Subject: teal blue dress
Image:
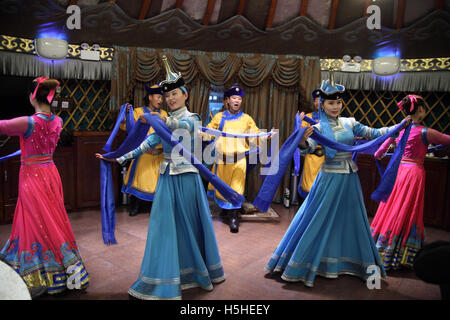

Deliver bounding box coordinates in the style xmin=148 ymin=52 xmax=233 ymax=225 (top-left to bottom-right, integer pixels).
xmin=117 ymin=107 xmax=225 ymax=299
xmin=266 ymin=117 xmax=390 ymax=287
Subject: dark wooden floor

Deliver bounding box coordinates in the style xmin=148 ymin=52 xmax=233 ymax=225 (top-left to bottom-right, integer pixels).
xmin=1 ymin=203 xmax=449 ymax=300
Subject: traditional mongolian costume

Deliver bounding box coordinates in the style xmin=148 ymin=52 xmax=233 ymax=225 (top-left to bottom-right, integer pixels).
xmin=298 ymin=89 xmax=325 ymax=197
xmin=113 ymin=57 xmax=226 ymax=300
xmin=0 ymin=77 xmax=89 ymax=295
xmin=203 ymin=84 xmax=260 ymax=233
xmin=120 ymin=85 xmax=167 ymax=215
xmin=263 ymin=79 xmax=400 ymax=286
xmin=371 ymin=95 xmax=450 ymax=270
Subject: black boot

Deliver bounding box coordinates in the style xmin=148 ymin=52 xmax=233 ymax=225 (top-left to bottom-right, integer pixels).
xmin=129 ymin=196 xmax=139 ymax=217
xmin=219 ymin=209 xmax=228 ymax=218
xmin=229 ymin=210 xmax=239 ymax=233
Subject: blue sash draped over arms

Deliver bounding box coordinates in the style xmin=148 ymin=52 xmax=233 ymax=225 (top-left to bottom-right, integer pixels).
xmin=253 ymin=114 xmax=307 ymax=212
xmin=199 ymin=126 xmax=274 ymax=174
xmin=375 ymin=143 xmax=446 ymax=177
xmin=292 ymin=114 xmax=319 ymax=176
xmin=142 ymin=114 xmax=245 ymax=207
xmin=98 ymin=112 xmax=246 ymax=244
xmin=292 ymin=115 xmax=302 ymax=176
xmin=370 ymin=123 xmax=412 ymax=202
xmin=199 ymin=127 xmax=272 ymax=139
xmin=103 ymin=104 xmax=133 ymax=152
xmin=253 ymin=113 xmax=410 ymax=212
xmin=99 ymin=105 xmax=149 ymax=245
xmin=0 ymin=149 xmax=21 ymax=162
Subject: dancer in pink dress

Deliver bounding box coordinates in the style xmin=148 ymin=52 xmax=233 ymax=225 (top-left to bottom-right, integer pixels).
xmin=0 ymin=77 xmax=89 ymax=297
xmin=371 ymin=95 xmax=450 ymax=270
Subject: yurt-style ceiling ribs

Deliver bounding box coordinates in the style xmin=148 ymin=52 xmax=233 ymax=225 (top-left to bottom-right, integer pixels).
xmin=0 ymin=0 xmax=449 ymax=58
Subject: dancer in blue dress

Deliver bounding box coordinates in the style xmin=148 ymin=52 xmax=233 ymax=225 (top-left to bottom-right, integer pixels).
xmin=265 ymin=78 xmax=408 ymax=287
xmin=97 ymin=57 xmax=225 ymax=299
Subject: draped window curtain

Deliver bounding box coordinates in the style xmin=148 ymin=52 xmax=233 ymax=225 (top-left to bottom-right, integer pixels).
xmin=111 ymin=46 xmax=321 ymax=204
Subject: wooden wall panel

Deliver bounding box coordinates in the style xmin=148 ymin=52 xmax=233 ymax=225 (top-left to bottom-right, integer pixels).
xmin=74 ymin=132 xmax=120 ymax=209
xmin=423 ymin=159 xmax=448 ymax=227
xmin=1 ymin=157 xmax=20 ymax=224
xmin=54 ymin=147 xmax=76 ymax=212
xmin=356 ymin=154 xmax=450 ymax=230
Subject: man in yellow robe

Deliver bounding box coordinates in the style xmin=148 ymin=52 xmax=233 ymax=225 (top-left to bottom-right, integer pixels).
xmin=299 ymin=89 xmax=325 ymax=197
xmin=203 ymin=84 xmax=261 ymax=233
xmin=120 ymin=84 xmax=168 ymax=216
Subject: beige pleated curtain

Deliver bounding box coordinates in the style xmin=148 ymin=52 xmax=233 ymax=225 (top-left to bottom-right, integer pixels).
xmin=111 ymin=46 xmax=321 ymax=204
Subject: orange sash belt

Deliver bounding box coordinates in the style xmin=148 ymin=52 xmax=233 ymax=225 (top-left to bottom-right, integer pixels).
xmin=21 ymin=154 xmax=53 ymax=165
xmin=401 ymin=157 xmax=424 ymax=166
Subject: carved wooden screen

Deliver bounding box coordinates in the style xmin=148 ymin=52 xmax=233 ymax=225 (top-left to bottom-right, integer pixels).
xmin=341 ymin=90 xmax=449 ymax=134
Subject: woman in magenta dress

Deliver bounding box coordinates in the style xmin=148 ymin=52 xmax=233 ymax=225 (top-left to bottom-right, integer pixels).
xmin=371 ymin=95 xmax=450 ymax=270
xmin=0 ymin=77 xmax=89 ymax=297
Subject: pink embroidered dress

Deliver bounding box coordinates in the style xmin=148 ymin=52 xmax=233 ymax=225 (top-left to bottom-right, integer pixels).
xmin=0 ymin=112 xmax=89 ymax=294
xmin=371 ymin=123 xmax=450 ymax=270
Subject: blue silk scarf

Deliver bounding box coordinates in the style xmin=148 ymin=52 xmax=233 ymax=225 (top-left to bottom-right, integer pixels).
xmin=140 ymin=113 xmax=245 ymax=206
xmin=253 ymin=114 xmax=308 ymax=212
xmin=199 ymin=126 xmax=274 ymax=175
xmin=99 ymin=112 xmax=246 ymax=245
xmin=253 ymin=113 xmax=411 ymax=212
xmin=0 ymin=149 xmax=21 ymax=162
xmin=99 ymin=104 xmax=148 ymax=245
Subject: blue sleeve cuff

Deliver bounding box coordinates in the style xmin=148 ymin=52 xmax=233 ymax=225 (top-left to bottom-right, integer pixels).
xmin=24 ymin=117 xmax=34 ymax=138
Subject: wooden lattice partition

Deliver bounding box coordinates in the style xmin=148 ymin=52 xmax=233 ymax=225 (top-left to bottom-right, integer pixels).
xmin=341 ymin=90 xmax=450 ymax=134
xmin=53 ymin=79 xmax=113 ymax=135
xmin=51 ymin=81 xmax=449 ymax=136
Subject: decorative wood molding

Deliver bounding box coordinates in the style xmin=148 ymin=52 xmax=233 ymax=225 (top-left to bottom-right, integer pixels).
xmin=0 ymin=35 xmax=114 ymax=61
xmin=320 ymin=57 xmax=450 ymax=72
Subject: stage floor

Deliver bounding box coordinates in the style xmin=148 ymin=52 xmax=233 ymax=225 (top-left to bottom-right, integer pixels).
xmin=1 ymin=203 xmax=448 ymax=300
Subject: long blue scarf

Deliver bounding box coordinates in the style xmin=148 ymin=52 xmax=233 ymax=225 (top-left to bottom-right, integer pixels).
xmin=0 ymin=149 xmax=21 ymax=162
xmin=292 ymin=114 xmax=303 ymax=176
xmin=253 ymin=115 xmax=307 ymax=212
xmin=99 ymin=104 xmax=147 ymax=245
xmin=199 ymin=127 xmax=273 ymax=139
xmin=140 ymin=113 xmax=245 ymax=206
xmin=253 ymin=113 xmax=411 ymax=212
xmin=200 ymin=126 xmax=274 ymax=175
xmin=292 ymin=113 xmax=321 ymax=176
xmin=370 ymin=123 xmax=412 ymax=202
xmin=102 ymin=104 xmax=134 ymax=153
xmin=98 ymin=112 xmax=246 ymax=245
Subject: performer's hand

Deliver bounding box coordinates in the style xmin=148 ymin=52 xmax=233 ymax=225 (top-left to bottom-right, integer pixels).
xmin=95 ymin=153 xmax=117 ymax=163
xmin=267 ymin=127 xmax=277 ymax=140
xmin=150 ymin=112 xmax=167 ymax=123
xmin=403 ymin=115 xmax=412 ymax=128
xmin=297 ymin=111 xmax=305 ymax=120
xmin=138 ymin=114 xmax=149 ymax=124
xmin=300 ymin=126 xmax=314 ymax=148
